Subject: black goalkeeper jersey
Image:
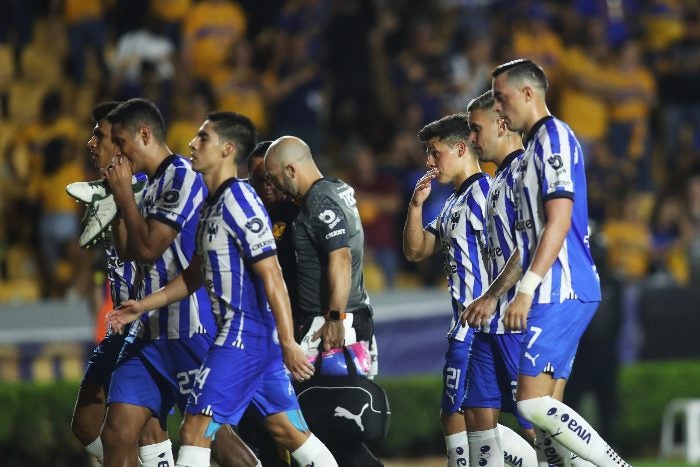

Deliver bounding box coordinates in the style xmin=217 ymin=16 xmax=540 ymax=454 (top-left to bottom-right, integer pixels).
xmin=291 ymin=177 xmax=371 ymax=320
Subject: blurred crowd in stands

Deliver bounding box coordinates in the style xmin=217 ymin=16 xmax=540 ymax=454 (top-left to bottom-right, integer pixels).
xmin=1 ymin=0 xmax=700 ymax=320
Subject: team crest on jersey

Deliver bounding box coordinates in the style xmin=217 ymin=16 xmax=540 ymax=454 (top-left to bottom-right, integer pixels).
xmin=547 ymin=154 xmax=563 ymax=170
xmin=206 ymin=221 xmax=219 ymax=242
xmin=245 ymin=217 xmax=264 ymax=233
xmin=450 ymin=211 xmax=460 ymax=230
xmin=491 ymin=189 xmax=499 ymax=209
xmin=272 ymin=221 xmax=287 ymax=240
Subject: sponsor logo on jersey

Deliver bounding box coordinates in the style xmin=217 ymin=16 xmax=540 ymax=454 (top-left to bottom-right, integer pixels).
xmin=251 ymin=238 xmax=275 ymax=251
xmin=245 ymin=217 xmax=264 ymax=233
xmin=547 ymin=154 xmax=563 ymax=170
xmin=163 ymin=190 xmax=180 ymax=204
xmin=515 ymin=219 xmax=534 ymax=231
xmin=325 ymin=228 xmax=346 ymax=239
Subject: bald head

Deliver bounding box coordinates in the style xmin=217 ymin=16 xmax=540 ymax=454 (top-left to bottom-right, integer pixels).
xmin=264 ymin=136 xmax=321 ymax=198
xmin=265 ymin=136 xmax=313 ymax=167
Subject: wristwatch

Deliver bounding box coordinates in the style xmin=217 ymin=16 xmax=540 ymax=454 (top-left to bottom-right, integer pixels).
xmin=325 ymin=310 xmax=347 ymax=321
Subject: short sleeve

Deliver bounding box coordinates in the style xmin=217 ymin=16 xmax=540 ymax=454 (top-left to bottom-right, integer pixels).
xmin=224 ymin=182 xmax=276 ymax=263
xmin=146 ymin=164 xmax=204 ymax=232
xmin=537 ymin=121 xmax=575 ymax=201
xmin=307 ymin=191 xmax=350 ymax=253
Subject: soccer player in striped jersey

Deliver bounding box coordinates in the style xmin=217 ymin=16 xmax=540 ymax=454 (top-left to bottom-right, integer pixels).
xmin=71 ymin=101 xmax=172 ymax=466
xmin=109 ymin=111 xmax=337 ymax=467
xmin=458 ymin=90 xmax=540 ymax=467
xmin=404 ymin=113 xmax=500 ymax=467
xmin=491 ymin=59 xmax=629 ymax=467
xmin=98 ymin=99 xmax=258 ymax=467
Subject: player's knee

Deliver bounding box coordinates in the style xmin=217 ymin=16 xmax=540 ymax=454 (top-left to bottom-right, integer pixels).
xmin=516 ymin=396 xmax=551 ymax=425
xmin=101 ymin=419 xmax=139 ymax=450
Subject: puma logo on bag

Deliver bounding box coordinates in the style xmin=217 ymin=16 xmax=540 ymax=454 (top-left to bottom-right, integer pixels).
xmin=334 ymin=403 xmax=369 ymax=431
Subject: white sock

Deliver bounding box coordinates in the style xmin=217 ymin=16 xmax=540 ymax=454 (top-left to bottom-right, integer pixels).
xmin=291 ymin=433 xmax=338 ymax=467
xmin=496 ymin=424 xmax=537 ymax=467
xmin=446 ymin=431 xmax=470 ymax=467
xmin=518 ymin=397 xmax=630 ymax=467
xmin=85 ymin=437 xmax=104 ymax=464
xmin=140 ymin=440 xmax=174 ymax=467
xmin=534 ymin=426 xmax=571 ymax=467
xmin=468 ymin=429 xmax=503 ymax=467
xmin=570 ymin=452 xmax=596 ymax=466
xmin=175 ymin=445 xmax=210 ymax=467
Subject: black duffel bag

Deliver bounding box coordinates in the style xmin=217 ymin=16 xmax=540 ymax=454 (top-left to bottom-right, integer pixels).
xmin=295 ymin=345 xmax=391 ymax=444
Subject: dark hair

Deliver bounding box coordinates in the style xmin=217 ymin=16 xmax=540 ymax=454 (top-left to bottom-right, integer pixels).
xmin=206 ymin=111 xmax=257 ymax=163
xmin=91 ymin=101 xmax=122 ymax=123
xmin=492 ymin=58 xmax=548 ymax=92
xmin=467 ymin=90 xmax=494 ymax=112
xmin=418 ymin=113 xmax=470 ymax=144
xmin=246 ymin=140 xmax=273 ymax=167
xmin=106 ymin=98 xmax=167 ymax=142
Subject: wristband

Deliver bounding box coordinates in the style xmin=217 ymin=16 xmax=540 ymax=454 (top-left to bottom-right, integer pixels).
xmin=517 ymin=270 xmax=543 ymax=296
xmin=324 ymin=310 xmax=346 ymax=321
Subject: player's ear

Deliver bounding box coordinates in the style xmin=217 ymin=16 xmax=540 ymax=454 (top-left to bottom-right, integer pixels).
xmin=456 ymin=140 xmax=467 ymax=158
xmin=522 ymin=85 xmax=534 ymax=102
xmin=285 ymin=163 xmax=296 ymax=178
xmin=139 ymin=126 xmax=150 ymax=146
xmin=223 ymin=141 xmax=235 ymax=160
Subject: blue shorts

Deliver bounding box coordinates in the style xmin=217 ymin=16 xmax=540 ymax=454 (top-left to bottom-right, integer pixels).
xmin=107 ymin=333 xmax=213 ymax=421
xmin=441 ymin=330 xmax=475 ymax=414
xmin=519 ymin=300 xmax=598 ymax=379
xmin=463 ymin=332 xmax=532 ymax=429
xmin=186 ymin=342 xmax=302 ymax=426
xmin=82 ymin=332 xmax=127 ymax=392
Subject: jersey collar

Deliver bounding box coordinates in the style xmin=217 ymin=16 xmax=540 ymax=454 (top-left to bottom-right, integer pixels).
xmin=457 ymin=172 xmax=488 ymax=195
xmin=524 ymin=116 xmax=553 ymax=146
xmin=152 ymin=154 xmax=178 ymax=180
xmin=496 ymin=149 xmax=524 ymax=175
xmin=207 ymin=177 xmax=237 ymax=203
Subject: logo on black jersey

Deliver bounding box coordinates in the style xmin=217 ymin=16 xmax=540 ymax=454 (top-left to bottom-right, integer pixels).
xmin=547 ymin=154 xmax=563 ymax=170
xmin=319 ymin=209 xmax=337 ymax=224
xmin=319 ymin=209 xmax=341 ymax=229
xmin=163 ymin=190 xmax=180 ymax=204
xmin=245 ymin=217 xmax=264 ymax=233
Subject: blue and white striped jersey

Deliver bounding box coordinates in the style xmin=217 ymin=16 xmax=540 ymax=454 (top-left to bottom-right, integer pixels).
xmin=427 ymin=172 xmax=492 ymax=341
xmin=513 ymin=116 xmax=601 ymax=304
xmin=196 ymin=178 xmax=279 ymax=351
xmin=104 ymin=240 xmax=137 ymax=307
xmin=130 ymin=154 xmax=215 ymax=340
xmin=104 ymin=173 xmax=147 ymax=308
xmin=482 ymin=150 xmax=523 ymax=334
